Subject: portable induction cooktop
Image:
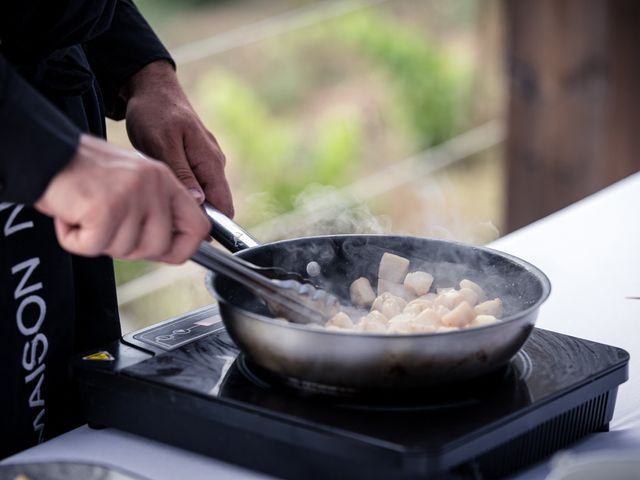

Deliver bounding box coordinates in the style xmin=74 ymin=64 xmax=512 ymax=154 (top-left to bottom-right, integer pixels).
xmin=74 ymin=305 xmax=629 ymax=480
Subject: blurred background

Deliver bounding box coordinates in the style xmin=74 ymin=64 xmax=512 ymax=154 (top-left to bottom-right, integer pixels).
xmin=112 ymin=0 xmax=640 ymax=333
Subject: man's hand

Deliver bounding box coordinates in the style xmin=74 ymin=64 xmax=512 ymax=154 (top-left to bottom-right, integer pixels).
xmin=121 ymin=61 xmax=234 ymax=217
xmin=34 ymin=134 xmax=211 ymax=264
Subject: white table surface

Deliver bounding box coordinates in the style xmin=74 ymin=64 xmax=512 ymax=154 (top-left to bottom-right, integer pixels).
xmin=4 ymin=173 xmax=640 ymax=479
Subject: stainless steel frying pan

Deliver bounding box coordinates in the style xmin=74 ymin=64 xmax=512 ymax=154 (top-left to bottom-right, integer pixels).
xmin=203 ymin=205 xmax=551 ymax=391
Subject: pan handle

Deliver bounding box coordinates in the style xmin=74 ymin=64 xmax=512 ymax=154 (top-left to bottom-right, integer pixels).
xmin=203 ymin=202 xmax=260 ymax=252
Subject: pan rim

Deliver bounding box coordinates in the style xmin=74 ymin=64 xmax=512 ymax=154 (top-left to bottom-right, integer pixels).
xmin=209 ymin=234 xmax=551 ymax=339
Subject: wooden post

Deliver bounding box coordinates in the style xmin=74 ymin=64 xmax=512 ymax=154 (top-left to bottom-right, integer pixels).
xmin=505 ymin=0 xmax=640 ymax=231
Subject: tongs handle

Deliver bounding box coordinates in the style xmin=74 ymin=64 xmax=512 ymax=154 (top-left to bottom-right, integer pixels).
xmin=203 ymin=202 xmax=259 ymax=253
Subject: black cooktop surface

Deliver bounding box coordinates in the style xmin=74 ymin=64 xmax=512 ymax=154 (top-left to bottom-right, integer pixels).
xmin=75 ymin=306 xmax=629 ymax=479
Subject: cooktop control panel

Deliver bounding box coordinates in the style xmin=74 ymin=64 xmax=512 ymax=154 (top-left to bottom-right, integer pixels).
xmin=125 ymin=305 xmax=222 ymax=352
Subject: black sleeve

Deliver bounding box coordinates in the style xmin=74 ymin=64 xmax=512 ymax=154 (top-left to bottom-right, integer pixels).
xmin=0 ymin=55 xmax=81 ymax=204
xmin=83 ymin=0 xmax=175 ymax=120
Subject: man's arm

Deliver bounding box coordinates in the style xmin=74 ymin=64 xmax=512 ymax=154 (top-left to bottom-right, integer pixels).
xmin=0 ymin=54 xmax=209 ymax=263
xmin=84 ymin=0 xmax=234 ymax=217
xmin=0 ymin=55 xmax=81 ymax=204
xmin=83 ymin=0 xmax=174 ymax=120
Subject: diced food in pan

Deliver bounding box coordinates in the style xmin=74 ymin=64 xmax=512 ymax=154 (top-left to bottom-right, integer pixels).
xmin=356 ymin=312 xmax=387 ymax=333
xmin=403 ymin=298 xmax=434 ymax=315
xmin=290 ymin=251 xmax=505 ymax=335
xmin=474 ymin=298 xmax=503 ymax=317
xmin=433 ymin=290 xmax=456 ymax=309
xmin=437 ymin=326 xmax=459 ymax=333
xmin=470 ymin=315 xmax=498 ymax=327
xmin=387 ymin=313 xmax=416 ymax=334
xmin=371 ymin=292 xmax=407 ymax=319
xmin=363 ymin=310 xmax=388 ymax=325
xmin=404 ymin=271 xmax=434 ymax=296
xmin=378 ymin=252 xmax=410 ymax=283
xmin=441 ymin=301 xmax=475 ymax=328
xmin=349 ymin=277 xmax=376 ymax=307
xmin=432 ymin=304 xmax=451 ymax=318
xmin=457 ymin=287 xmax=479 ymax=307
xmin=412 ymin=309 xmax=441 ymax=330
xmin=437 ymin=287 xmax=454 ymax=295
xmin=326 ymin=312 xmax=354 ymax=329
xmin=460 ymin=279 xmax=485 ymax=301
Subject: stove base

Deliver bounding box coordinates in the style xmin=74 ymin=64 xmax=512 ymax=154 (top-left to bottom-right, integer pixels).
xmin=74 ymin=307 xmax=628 ymax=479
xmin=80 ymin=378 xmax=616 ymax=479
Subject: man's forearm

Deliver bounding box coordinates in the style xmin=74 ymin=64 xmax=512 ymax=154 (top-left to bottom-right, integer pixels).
xmin=119 ymin=59 xmax=178 ymax=103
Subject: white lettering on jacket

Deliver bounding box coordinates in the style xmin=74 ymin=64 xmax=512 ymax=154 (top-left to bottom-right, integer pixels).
xmin=0 ymin=203 xmax=34 ymax=236
xmin=12 ymin=258 xmax=43 ymax=299
xmin=2 ymin=204 xmax=48 ymax=443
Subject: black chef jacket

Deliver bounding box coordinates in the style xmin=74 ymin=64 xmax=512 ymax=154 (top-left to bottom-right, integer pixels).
xmin=0 ymin=1 xmax=173 ymax=458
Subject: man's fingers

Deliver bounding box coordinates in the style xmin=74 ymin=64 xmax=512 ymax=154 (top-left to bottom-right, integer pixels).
xmin=194 ymin=161 xmax=234 ymax=218
xmin=103 ymin=208 xmax=145 ymax=258
xmin=54 ymin=214 xmax=117 ymax=257
xmin=156 ymin=231 xmax=199 ymax=265
xmin=120 ymin=211 xmax=172 ymax=261
xmin=185 ymin=129 xmax=235 ymax=217
xmin=157 ymin=187 xmax=210 ymax=264
xmin=53 ymin=218 xmax=82 ymax=254
xmin=138 ymin=135 xmax=205 ymax=205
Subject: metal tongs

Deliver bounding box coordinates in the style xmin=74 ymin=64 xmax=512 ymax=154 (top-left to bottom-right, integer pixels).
xmin=191 ymin=241 xmax=341 ymax=325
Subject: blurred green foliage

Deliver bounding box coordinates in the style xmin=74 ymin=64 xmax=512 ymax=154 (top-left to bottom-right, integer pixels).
xmin=198 ymin=71 xmax=363 ymax=223
xmin=332 ymin=11 xmax=470 ymax=148
xmin=195 ymin=10 xmax=470 ymax=225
